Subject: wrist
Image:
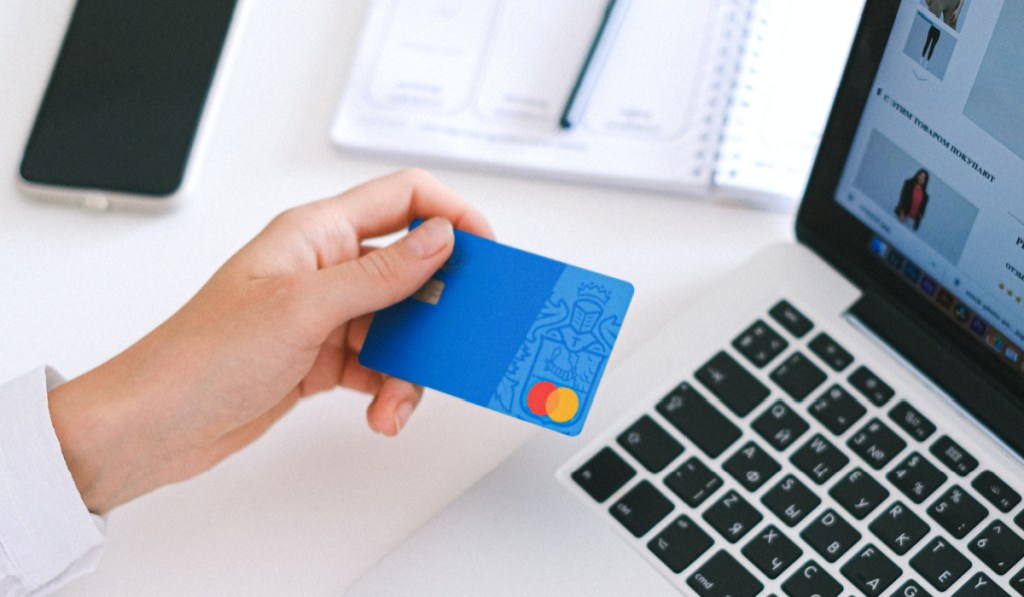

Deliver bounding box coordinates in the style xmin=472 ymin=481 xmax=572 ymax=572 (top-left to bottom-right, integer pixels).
xmin=48 ymin=356 xmax=152 ymax=514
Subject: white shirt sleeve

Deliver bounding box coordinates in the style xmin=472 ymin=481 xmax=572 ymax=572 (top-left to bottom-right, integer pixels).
xmin=0 ymin=367 xmax=106 ymax=596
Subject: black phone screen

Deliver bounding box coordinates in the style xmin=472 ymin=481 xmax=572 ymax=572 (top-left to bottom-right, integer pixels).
xmin=20 ymin=0 xmax=238 ymax=198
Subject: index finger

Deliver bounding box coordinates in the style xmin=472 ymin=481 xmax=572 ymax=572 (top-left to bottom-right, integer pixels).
xmin=237 ymin=169 xmax=493 ymax=277
xmin=312 ymin=168 xmax=494 ymax=243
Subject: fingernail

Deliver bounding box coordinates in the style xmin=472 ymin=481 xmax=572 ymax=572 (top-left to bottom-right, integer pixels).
xmin=394 ymin=400 xmax=416 ymax=434
xmin=405 ymin=218 xmax=453 ymax=259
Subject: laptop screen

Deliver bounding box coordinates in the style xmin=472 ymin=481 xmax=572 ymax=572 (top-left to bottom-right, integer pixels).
xmin=797 ymin=0 xmax=1024 ymax=453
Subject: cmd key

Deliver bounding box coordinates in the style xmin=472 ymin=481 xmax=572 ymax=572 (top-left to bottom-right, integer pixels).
xmin=687 ymin=551 xmax=763 ymax=597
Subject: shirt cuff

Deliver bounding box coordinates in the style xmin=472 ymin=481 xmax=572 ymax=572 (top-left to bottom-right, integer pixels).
xmin=0 ymin=367 xmax=105 ymax=595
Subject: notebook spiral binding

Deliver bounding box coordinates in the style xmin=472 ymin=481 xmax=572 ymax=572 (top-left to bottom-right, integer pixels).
xmin=702 ymin=0 xmax=758 ymax=182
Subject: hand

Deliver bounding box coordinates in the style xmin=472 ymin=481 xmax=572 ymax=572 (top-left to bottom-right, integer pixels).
xmin=47 ymin=169 xmax=494 ymax=514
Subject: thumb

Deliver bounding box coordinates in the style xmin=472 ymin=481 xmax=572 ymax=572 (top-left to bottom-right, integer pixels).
xmin=309 ymin=217 xmax=454 ymax=327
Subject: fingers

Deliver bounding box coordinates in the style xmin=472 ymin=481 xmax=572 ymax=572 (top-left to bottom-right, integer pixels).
xmin=259 ymin=169 xmax=494 ymax=271
xmin=296 ymin=326 xmax=347 ymax=398
xmin=211 ymin=390 xmax=302 ymax=464
xmin=304 ymin=216 xmax=454 ymax=331
xmin=239 ymin=169 xmax=492 ymax=281
xmin=323 ymin=168 xmax=495 ymax=241
xmin=366 ymin=377 xmax=424 ymax=436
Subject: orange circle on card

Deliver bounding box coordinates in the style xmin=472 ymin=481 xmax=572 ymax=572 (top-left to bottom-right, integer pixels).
xmin=545 ymin=387 xmax=579 ymax=423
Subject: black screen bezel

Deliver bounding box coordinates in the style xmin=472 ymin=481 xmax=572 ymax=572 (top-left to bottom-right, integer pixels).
xmin=796 ymin=0 xmax=1024 ymax=455
xmin=19 ymin=0 xmax=238 ymax=198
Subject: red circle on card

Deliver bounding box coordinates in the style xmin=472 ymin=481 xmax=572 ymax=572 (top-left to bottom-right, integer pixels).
xmin=527 ymin=381 xmax=557 ymax=416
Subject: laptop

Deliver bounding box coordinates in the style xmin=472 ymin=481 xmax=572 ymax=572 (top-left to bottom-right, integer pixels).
xmin=347 ymin=1 xmax=1024 ymax=594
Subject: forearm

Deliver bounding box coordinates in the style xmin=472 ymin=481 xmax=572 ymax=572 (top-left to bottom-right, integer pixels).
xmin=46 ymin=278 xmax=316 ymax=514
xmin=48 ymin=349 xmax=157 ymax=515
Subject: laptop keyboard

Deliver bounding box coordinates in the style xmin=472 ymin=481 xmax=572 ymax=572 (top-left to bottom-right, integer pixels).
xmin=564 ymin=299 xmax=1024 ymax=595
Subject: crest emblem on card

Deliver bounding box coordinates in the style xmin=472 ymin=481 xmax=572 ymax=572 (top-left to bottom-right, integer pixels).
xmin=492 ymin=282 xmax=625 ymax=433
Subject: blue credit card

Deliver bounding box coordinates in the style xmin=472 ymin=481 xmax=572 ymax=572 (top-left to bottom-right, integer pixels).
xmin=359 ymin=223 xmax=634 ymax=436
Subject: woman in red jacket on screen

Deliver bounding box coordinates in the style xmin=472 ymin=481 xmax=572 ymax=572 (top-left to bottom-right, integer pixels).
xmin=896 ymin=168 xmax=930 ymax=231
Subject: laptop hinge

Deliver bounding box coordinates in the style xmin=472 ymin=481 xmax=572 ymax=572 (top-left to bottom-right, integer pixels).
xmin=844 ymin=309 xmax=1024 ymax=467
xmin=848 ymin=292 xmax=1024 ymax=461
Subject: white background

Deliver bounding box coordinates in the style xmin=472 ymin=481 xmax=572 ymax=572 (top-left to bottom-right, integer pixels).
xmin=1 ymin=1 xmax=792 ymax=594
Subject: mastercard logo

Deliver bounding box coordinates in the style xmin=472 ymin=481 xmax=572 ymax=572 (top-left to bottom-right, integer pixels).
xmin=526 ymin=381 xmax=579 ymax=423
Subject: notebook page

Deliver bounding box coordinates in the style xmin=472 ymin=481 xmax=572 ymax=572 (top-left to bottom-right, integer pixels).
xmin=713 ymin=0 xmax=866 ymax=210
xmin=331 ymin=0 xmax=751 ymax=196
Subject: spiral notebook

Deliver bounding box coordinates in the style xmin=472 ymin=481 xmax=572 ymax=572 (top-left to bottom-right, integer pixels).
xmin=330 ymin=0 xmax=864 ymax=211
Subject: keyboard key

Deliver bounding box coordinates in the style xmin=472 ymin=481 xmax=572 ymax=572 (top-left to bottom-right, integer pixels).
xmin=647 ymin=515 xmax=713 ymax=574
xmin=782 ymin=560 xmax=842 ymax=597
xmin=656 ymin=383 xmax=741 ymax=458
xmin=616 ymin=415 xmax=683 ymax=473
xmin=791 ymin=434 xmax=849 ymax=485
xmin=664 ymin=457 xmax=722 ymax=508
xmin=809 ymin=332 xmax=854 ymax=371
xmin=762 ymin=474 xmax=821 ymax=527
xmin=893 ymin=579 xmax=932 ymax=597
xmin=911 ymin=537 xmax=972 ymax=593
xmin=830 ymin=467 xmax=889 ymax=520
xmin=733 ymin=319 xmax=789 ymax=368
xmin=841 ymin=544 xmax=902 ymax=597
xmin=687 ymin=550 xmax=763 ymax=597
xmin=889 ymin=401 xmax=937 ymax=442
xmin=742 ymin=524 xmax=802 ymax=579
xmin=696 ymin=351 xmax=771 ymax=417
xmin=931 ymin=436 xmax=979 ymax=477
xmin=771 ymin=352 xmax=827 ymax=402
xmin=769 ymin=300 xmax=813 ymax=338
xmin=849 ymin=365 xmax=895 ymax=406
xmin=724 ymin=441 xmax=781 ymax=492
xmin=928 ymin=485 xmax=988 ymax=539
xmin=610 ymin=480 xmax=674 ymax=537
xmin=810 ymin=384 xmax=866 ymax=435
xmin=888 ymin=452 xmax=947 ymax=504
xmin=752 ymin=400 xmax=809 ymax=451
xmin=848 ymin=418 xmax=906 ymax=470
xmin=870 ymin=501 xmax=930 ymax=556
xmin=703 ymin=489 xmax=763 ymax=543
xmin=953 ymin=572 xmax=1010 ymax=596
xmin=1010 ymin=567 xmax=1024 ymax=596
xmin=969 ymin=520 xmax=1024 ymax=575
xmin=572 ymin=447 xmax=636 ymax=503
xmin=801 ymin=508 xmax=861 ymax=563
xmin=1017 ymin=510 xmax=1024 ymax=534
xmin=973 ymin=471 xmax=1022 ymax=513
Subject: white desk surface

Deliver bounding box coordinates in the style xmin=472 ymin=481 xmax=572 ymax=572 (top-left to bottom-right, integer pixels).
xmin=1 ymin=1 xmax=793 ymax=594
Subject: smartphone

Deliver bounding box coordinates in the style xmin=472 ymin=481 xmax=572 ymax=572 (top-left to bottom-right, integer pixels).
xmin=19 ymin=0 xmax=242 ymax=211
